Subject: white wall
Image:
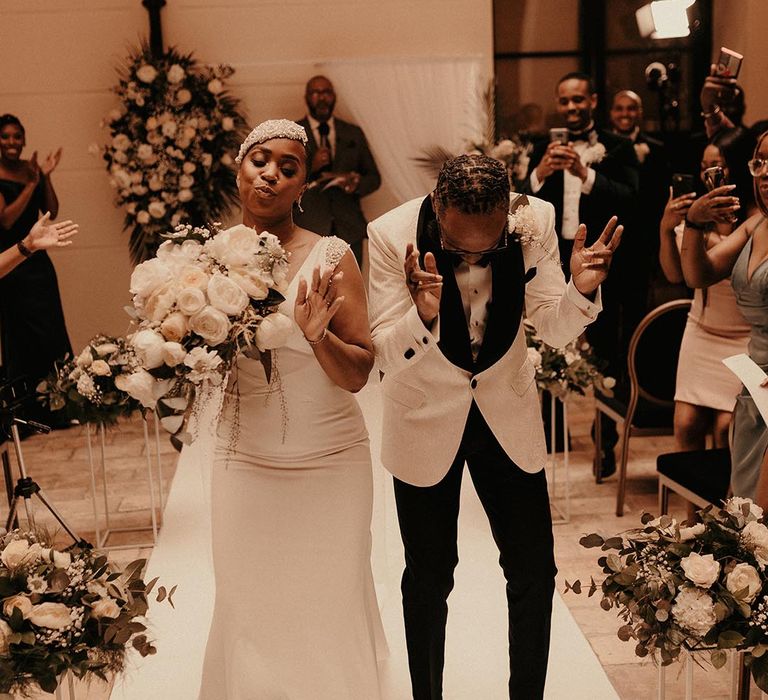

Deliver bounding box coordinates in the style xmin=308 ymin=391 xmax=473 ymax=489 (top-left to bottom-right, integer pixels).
xmin=1 ymin=0 xmax=493 ymax=352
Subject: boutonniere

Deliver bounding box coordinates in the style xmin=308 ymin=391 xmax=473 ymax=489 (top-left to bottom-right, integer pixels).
xmin=582 ymin=131 xmax=606 ymax=166
xmin=508 ymin=195 xmax=559 ymax=264
xmin=634 ymin=142 xmax=650 ymax=164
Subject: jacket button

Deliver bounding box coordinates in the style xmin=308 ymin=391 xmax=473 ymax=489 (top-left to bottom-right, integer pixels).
xmin=471 ymin=378 xmax=478 ymax=389
xmin=404 ymin=348 xmax=415 ymax=359
xmin=422 ymin=336 xmax=429 ymax=344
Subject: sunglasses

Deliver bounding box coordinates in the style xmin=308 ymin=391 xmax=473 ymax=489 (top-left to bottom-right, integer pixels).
xmin=748 ymin=158 xmax=768 ymax=177
xmin=436 ymin=222 xmax=509 ymax=257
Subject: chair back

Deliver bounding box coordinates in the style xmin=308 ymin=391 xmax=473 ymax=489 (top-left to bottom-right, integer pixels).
xmin=628 ymin=299 xmax=692 ymax=408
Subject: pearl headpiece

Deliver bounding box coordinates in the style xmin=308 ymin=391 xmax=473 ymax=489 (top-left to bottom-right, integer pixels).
xmin=235 ymin=119 xmax=308 ymax=164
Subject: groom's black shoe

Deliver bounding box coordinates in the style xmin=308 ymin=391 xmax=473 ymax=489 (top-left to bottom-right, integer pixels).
xmin=594 ymin=450 xmax=616 ymax=480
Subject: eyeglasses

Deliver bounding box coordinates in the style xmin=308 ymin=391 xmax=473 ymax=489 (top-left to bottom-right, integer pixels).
xmin=436 ymin=222 xmax=509 ymax=257
xmin=748 ymin=158 xmax=768 ymax=177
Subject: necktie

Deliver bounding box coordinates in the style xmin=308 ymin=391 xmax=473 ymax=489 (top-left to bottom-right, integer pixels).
xmin=318 ymin=122 xmax=330 ymax=150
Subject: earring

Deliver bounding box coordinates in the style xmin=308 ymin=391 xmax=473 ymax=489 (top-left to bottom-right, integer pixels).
xmin=236 ymin=176 xmax=241 ymax=187
xmin=296 ymin=198 xmax=304 ymax=213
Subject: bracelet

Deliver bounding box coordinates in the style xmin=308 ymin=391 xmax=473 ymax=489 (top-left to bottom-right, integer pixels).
xmin=16 ymin=239 xmax=33 ymax=257
xmin=305 ymin=328 xmax=328 ymax=346
xmin=684 ymin=217 xmax=706 ymax=231
xmin=700 ymin=105 xmax=722 ymax=120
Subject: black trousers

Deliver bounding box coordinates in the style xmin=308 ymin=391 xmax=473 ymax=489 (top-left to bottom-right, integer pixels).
xmin=393 ymin=404 xmax=556 ymax=699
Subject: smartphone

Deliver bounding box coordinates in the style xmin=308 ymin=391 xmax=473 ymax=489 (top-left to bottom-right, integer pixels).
xmin=671 ymin=173 xmax=695 ymax=198
xmin=704 ymin=166 xmax=726 ymax=192
xmin=549 ymin=128 xmax=569 ymax=145
xmin=715 ymin=47 xmax=743 ymax=79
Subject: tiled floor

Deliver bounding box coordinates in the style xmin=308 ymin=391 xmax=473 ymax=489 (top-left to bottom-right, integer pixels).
xmin=4 ymin=397 xmax=765 ymax=698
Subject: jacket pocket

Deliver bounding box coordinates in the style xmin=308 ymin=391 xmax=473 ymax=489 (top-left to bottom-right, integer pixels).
xmin=383 ymin=378 xmax=427 ymax=409
xmin=509 ymin=361 xmax=536 ymax=396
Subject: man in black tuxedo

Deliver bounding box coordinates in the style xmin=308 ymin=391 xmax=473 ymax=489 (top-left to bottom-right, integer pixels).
xmin=524 ymin=72 xmax=639 ymax=477
xmin=295 ymin=75 xmax=381 ymax=266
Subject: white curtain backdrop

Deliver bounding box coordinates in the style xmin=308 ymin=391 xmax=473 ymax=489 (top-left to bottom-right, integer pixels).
xmin=320 ymin=56 xmax=488 ymax=205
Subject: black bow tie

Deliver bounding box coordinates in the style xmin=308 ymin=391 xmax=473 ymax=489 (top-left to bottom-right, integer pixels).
xmin=568 ymin=127 xmax=596 ymax=142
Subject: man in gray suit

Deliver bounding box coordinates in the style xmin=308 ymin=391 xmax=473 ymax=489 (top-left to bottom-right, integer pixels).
xmin=295 ymin=75 xmax=381 ymax=266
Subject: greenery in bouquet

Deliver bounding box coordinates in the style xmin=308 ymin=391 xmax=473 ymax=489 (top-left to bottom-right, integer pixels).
xmin=120 ymin=223 xmax=292 ymax=441
xmin=36 ymin=336 xmax=140 ymax=427
xmin=524 ymin=320 xmax=614 ymax=398
xmin=565 ymin=498 xmax=768 ymax=692
xmin=96 ymin=42 xmax=248 ymax=264
xmin=0 ymin=530 xmax=174 ymax=696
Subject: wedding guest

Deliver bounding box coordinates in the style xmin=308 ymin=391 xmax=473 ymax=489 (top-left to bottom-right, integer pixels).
xmin=524 ymin=72 xmax=639 ymax=477
xmin=0 ymin=114 xmax=71 ymax=413
xmin=659 ymin=129 xmax=755 ymax=517
xmin=0 ymin=212 xmax=77 ymax=279
xmin=678 ymin=130 xmax=768 ymax=508
xmin=368 ymin=153 xmax=621 ymax=699
xmin=294 ymin=75 xmax=381 ymax=267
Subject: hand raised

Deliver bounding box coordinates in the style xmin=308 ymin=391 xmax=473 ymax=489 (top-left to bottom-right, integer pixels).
xmin=295 ymin=265 xmax=344 ymax=344
xmin=404 ymin=243 xmax=442 ymax=326
xmin=686 ymin=185 xmax=740 ymax=226
xmin=661 ymin=187 xmax=697 ymax=230
xmin=40 ymin=147 xmax=62 ymax=176
xmin=25 ymin=212 xmax=78 ymax=252
xmin=570 ymin=216 xmax=623 ymax=296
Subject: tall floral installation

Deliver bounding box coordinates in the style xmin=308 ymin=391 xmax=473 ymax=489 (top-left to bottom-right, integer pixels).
xmin=566 ymin=498 xmax=768 ymax=692
xmin=96 ymin=43 xmax=248 ymax=264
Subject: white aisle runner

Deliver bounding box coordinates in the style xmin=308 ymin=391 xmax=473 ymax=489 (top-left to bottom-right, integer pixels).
xmin=111 ymin=381 xmax=618 ymax=700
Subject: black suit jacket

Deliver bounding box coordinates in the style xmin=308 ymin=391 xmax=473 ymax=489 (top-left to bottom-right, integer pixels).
xmin=523 ymin=128 xmax=639 ymax=268
xmin=294 ymin=117 xmax=381 ymax=245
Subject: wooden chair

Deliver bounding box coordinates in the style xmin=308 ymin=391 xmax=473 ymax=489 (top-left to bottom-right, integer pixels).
xmin=657 ymin=447 xmax=731 ymax=515
xmin=594 ymin=298 xmax=692 ymax=516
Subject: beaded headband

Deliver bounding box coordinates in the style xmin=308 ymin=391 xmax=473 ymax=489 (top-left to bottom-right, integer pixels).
xmin=235 ymin=119 xmax=308 ymax=164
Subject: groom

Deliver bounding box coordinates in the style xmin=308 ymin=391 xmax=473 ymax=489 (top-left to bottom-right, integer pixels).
xmin=367 ymin=154 xmax=621 ymax=698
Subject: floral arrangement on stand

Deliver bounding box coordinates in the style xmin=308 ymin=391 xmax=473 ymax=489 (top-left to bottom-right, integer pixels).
xmin=96 ymin=43 xmax=248 ymax=264
xmin=565 ymin=497 xmax=768 ymax=692
xmin=118 ymin=223 xmax=292 ymax=443
xmin=36 ymin=336 xmax=140 ymax=427
xmin=524 ymin=320 xmax=615 ymax=399
xmin=412 ymin=81 xmax=532 ymax=189
xmin=0 ymin=530 xmax=174 ymax=695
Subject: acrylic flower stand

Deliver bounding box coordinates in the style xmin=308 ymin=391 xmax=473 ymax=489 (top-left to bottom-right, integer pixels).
xmin=85 ymin=411 xmax=165 ymax=550
xmin=544 ymin=391 xmax=570 ymax=524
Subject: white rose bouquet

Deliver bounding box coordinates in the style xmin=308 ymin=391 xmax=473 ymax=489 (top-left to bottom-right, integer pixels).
xmin=0 ymin=530 xmax=174 ymax=696
xmin=36 ymin=336 xmax=140 ymax=426
xmin=523 ymin=320 xmax=614 ymax=398
xmin=96 ymin=42 xmax=247 ymax=264
xmin=122 ymin=223 xmax=292 ymax=440
xmin=566 ymin=497 xmax=768 ymax=692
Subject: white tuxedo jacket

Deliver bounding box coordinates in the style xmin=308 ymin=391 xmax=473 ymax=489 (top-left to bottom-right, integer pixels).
xmin=367 ymin=195 xmax=602 ymax=487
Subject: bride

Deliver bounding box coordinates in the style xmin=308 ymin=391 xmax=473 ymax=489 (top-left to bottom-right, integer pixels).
xmin=198 ymin=120 xmax=382 ymax=699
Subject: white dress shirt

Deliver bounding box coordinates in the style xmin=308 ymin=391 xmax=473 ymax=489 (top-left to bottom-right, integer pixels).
xmin=454 ymin=259 xmax=493 ymax=359
xmin=306 ymin=114 xmax=336 ymax=158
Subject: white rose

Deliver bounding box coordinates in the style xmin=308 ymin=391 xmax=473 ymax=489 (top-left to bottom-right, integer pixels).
xmin=136 ymin=143 xmax=154 ymax=161
xmin=177 ymin=287 xmax=207 ymax=316
xmin=51 ymin=550 xmax=71 ymax=569
xmin=220 ymin=153 xmax=233 ymax=166
xmin=112 ymin=167 xmax=132 ymax=188
xmin=3 ymin=594 xmax=32 ymax=619
xmin=178 ymin=188 xmax=194 ymax=203
xmin=86 ymin=580 xmax=108 ymax=598
xmin=115 ymin=369 xmax=157 ymax=408
xmin=130 ymin=258 xmax=172 ymax=299
xmin=207 ymin=78 xmax=223 ymax=94
xmin=179 ymin=174 xmax=195 ymax=189
xmin=602 ymin=376 xmax=617 ymax=389
xmin=176 ymin=88 xmax=192 ymax=105
xmin=183 ymin=162 xmax=196 ymax=174
xmin=222 ymin=116 xmax=234 ymax=131
xmin=526 ymin=347 xmax=542 ymax=367
xmin=255 ymin=312 xmax=293 ymax=351
xmin=184 ymin=346 xmax=224 ymax=383
xmin=76 ymin=348 xmax=93 ymax=368
xmin=91 ymin=597 xmax=121 ymax=620
xmin=148 ymin=200 xmax=167 ymax=219
xmin=228 ymin=269 xmax=269 ymax=300
xmin=166 ymin=64 xmax=185 ymax=84
xmin=94 ymin=343 xmax=118 ymax=356
xmin=679 ymin=523 xmax=706 ymax=541
xmin=727 ymin=497 xmax=764 ymax=522
xmin=160 ymin=312 xmax=189 ymax=342
xmin=178 ymin=265 xmax=209 ymax=291
xmin=111 ymin=134 xmax=131 ymax=152
xmin=742 ymin=521 xmax=768 ymax=567
xmin=77 ymin=373 xmax=95 ymax=397
xmin=189 ymin=306 xmax=231 ymax=346
xmin=136 ymin=64 xmax=158 ymax=83
xmin=680 ymin=552 xmax=720 ymax=588
xmin=146 ymin=116 xmax=158 ymax=130
xmin=0 ymin=620 xmax=12 ymax=655
xmin=161 ymin=119 xmax=178 ymax=138
xmin=155 ymin=239 xmax=202 ymax=270
xmin=131 ymin=329 xmax=166 ymax=369
xmin=29 ymin=602 xmax=72 ymax=629
xmin=207 ymin=273 xmax=249 ymax=316
xmin=182 ymin=125 xmax=196 ymax=140
xmin=202 ymin=153 xmax=213 ymax=168
xmin=162 ymin=341 xmax=187 ymax=367
xmin=132 ymin=184 xmax=149 ymax=196
xmin=672 ymin=587 xmax=717 ymax=638
xmin=91 ymin=359 xmax=111 ymax=376
xmin=204 ymin=225 xmax=260 ymax=267
xmin=148 ymin=174 xmax=163 ymax=191
xmin=726 ymin=563 xmax=762 ymax=603
xmin=143 ymin=281 xmax=177 ymax=322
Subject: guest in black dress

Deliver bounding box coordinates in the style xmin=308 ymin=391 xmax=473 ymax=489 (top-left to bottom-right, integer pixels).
xmin=0 ymin=114 xmax=71 ymax=415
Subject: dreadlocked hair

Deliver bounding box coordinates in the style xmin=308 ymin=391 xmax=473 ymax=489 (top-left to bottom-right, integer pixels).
xmin=434 ymin=154 xmax=509 ymax=215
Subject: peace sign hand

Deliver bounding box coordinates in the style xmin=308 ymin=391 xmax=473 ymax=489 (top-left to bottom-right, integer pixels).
xmin=570 ymin=216 xmax=623 ymax=296
xmin=404 ymin=243 xmax=442 ymax=326
xmin=295 ymin=265 xmax=344 ymax=344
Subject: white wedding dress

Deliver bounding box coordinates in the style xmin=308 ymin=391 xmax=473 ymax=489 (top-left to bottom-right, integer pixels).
xmin=198 ymin=236 xmax=383 ymax=699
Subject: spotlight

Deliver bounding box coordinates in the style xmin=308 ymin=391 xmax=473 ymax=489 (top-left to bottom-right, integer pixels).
xmin=636 ymin=0 xmax=696 ymax=40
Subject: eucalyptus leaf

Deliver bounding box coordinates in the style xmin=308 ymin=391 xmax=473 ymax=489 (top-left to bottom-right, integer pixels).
xmin=579 ymin=533 xmax=605 ymax=549
xmin=711 ymin=650 xmax=728 ymax=669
